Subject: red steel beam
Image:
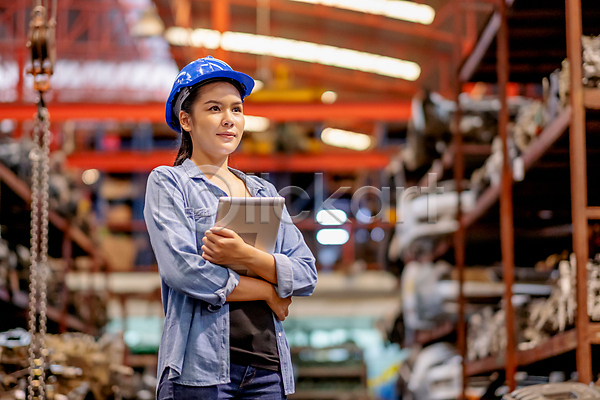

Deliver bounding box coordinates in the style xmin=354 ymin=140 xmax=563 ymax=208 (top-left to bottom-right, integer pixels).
xmin=565 ymin=0 xmax=591 ymax=384
xmin=65 ymin=150 xmax=394 ymax=172
xmin=497 ymin=0 xmax=516 ymax=391
xmin=0 ymin=101 xmax=411 ymax=122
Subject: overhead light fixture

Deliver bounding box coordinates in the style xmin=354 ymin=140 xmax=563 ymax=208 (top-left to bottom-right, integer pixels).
xmin=321 ymin=127 xmax=373 ymax=151
xmin=82 ymin=169 xmax=100 ymax=185
xmin=321 ymin=91 xmax=338 ymax=104
xmin=289 ymin=0 xmax=435 ymax=25
xmin=317 ymin=209 xmax=348 ymax=225
xmin=252 ymin=80 xmax=265 ymax=93
xmin=0 ymin=119 xmax=15 ymax=133
xmin=131 ymin=5 xmax=165 ymax=37
xmin=164 ymin=27 xmax=421 ymax=81
xmin=317 ymin=228 xmax=350 ymax=245
xmin=244 ymin=115 xmax=270 ymax=132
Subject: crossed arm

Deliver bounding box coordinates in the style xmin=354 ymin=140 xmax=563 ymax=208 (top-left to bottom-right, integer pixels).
xmin=201 ymin=227 xmax=292 ymax=320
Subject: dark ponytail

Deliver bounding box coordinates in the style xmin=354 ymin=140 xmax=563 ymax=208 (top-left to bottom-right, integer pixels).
xmin=173 ymin=78 xmax=245 ymax=167
xmin=173 ymin=84 xmax=202 ymax=166
xmin=174 ymin=129 xmax=193 ymax=166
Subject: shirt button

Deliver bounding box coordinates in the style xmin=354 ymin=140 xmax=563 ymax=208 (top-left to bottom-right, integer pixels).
xmin=278 ymin=332 xmax=282 ymax=337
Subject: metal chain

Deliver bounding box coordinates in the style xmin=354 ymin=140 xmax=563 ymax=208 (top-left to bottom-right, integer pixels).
xmin=27 ymin=103 xmax=50 ymax=400
xmin=26 ymin=0 xmax=55 ymax=394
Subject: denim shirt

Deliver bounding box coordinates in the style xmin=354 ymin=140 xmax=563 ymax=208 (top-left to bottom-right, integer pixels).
xmin=143 ymin=158 xmax=317 ymax=395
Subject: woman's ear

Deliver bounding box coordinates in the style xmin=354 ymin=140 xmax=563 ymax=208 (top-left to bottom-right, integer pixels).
xmin=179 ymin=110 xmax=191 ymax=132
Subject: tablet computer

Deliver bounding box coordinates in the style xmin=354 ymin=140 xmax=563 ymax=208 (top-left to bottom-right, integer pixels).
xmin=214 ymin=197 xmax=285 ymax=277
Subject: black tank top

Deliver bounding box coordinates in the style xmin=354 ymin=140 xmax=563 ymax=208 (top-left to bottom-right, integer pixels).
xmin=229 ymin=300 xmax=280 ymax=371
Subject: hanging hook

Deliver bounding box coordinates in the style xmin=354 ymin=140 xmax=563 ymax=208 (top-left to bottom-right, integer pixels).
xmin=26 ymin=0 xmax=56 ymax=93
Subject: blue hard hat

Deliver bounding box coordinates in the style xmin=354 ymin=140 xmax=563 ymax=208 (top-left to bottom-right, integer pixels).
xmin=165 ymin=56 xmax=255 ymax=132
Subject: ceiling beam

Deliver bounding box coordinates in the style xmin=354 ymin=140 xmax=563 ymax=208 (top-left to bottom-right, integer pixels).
xmin=65 ymin=150 xmax=395 ymax=172
xmin=225 ymin=13 xmax=450 ymax=60
xmin=1 ymin=101 xmax=411 ymax=123
xmin=228 ymin=0 xmax=456 ymax=44
xmin=2 ymin=0 xmax=140 ymax=60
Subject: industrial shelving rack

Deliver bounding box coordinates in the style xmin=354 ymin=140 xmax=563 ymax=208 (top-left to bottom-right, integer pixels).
xmin=406 ymin=0 xmax=600 ymax=396
xmin=0 ymin=162 xmax=103 ymax=334
xmin=447 ymin=0 xmax=600 ymax=394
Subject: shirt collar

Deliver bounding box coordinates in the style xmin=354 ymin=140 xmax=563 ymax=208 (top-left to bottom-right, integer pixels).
xmin=181 ymin=158 xmax=265 ymax=192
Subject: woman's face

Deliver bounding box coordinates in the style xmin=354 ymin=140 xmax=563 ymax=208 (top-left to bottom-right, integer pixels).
xmin=180 ymin=81 xmax=245 ymax=164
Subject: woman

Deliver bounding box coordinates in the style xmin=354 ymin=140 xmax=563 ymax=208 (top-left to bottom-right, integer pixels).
xmin=144 ymin=56 xmax=318 ymax=399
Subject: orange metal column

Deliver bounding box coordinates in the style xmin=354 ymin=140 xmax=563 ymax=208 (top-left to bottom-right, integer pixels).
xmin=565 ymin=0 xmax=591 ymax=384
xmin=212 ymin=0 xmax=230 ymax=62
xmin=453 ymin=6 xmax=467 ymax=400
xmin=496 ymin=0 xmax=516 ymax=391
xmin=172 ymin=0 xmax=193 ymax=62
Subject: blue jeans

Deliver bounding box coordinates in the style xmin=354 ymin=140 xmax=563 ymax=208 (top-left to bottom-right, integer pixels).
xmin=157 ymin=365 xmax=286 ymax=400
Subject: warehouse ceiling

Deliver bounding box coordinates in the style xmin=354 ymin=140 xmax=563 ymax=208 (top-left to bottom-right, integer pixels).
xmin=0 ymin=0 xmax=492 ymax=105
xmin=153 ymin=0 xmax=466 ymax=101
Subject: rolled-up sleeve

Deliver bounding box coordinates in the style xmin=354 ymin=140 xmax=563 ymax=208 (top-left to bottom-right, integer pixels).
xmin=144 ymin=167 xmax=240 ymax=307
xmin=267 ymin=185 xmax=317 ymax=298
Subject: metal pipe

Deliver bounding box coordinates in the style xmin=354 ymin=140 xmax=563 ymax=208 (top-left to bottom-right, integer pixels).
xmin=565 ymin=0 xmax=591 ymax=384
xmin=496 ymin=0 xmax=516 ymax=391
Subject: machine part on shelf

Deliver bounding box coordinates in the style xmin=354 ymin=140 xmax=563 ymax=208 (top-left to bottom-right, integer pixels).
xmin=517 ymin=255 xmax=584 ymax=351
xmin=407 ymin=343 xmax=459 ymax=399
xmin=519 ymin=299 xmax=550 ymax=351
xmin=466 ymin=311 xmax=483 ymax=360
xmin=588 ymin=260 xmax=600 ymax=321
xmin=585 ymin=255 xmax=600 ymax=322
xmin=403 ymin=91 xmax=506 ymax=173
xmin=545 ymin=69 xmax=562 ymax=121
xmin=513 ymin=100 xmax=546 ymax=153
xmin=0 ymin=328 xmax=32 ymax=348
xmin=471 ymin=133 xmax=524 ymax=198
xmin=534 ymin=250 xmax=570 ymax=272
xmin=401 ymin=260 xmax=454 ymax=333
xmin=558 ymin=257 xmax=576 ymax=331
xmin=582 ymin=35 xmax=600 ymax=88
xmin=0 ymin=330 xmax=156 ymax=400
xmin=467 ymin=306 xmax=500 ymax=360
xmin=423 ymin=359 xmax=462 ymax=400
xmin=469 ymin=300 xmax=539 ymax=358
xmin=489 ymin=308 xmax=507 ymax=356
xmin=503 ymin=382 xmax=600 ymax=400
xmin=389 ymin=184 xmax=476 ymax=262
xmin=403 ymin=91 xmax=454 ymax=171
xmin=559 ymin=59 xmax=570 ymax=109
xmin=0 ymin=237 xmax=9 ymax=289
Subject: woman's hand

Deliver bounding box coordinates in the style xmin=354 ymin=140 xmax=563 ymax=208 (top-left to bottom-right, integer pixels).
xmin=201 ymin=227 xmax=251 ymax=265
xmin=266 ymin=287 xmax=292 ymax=321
